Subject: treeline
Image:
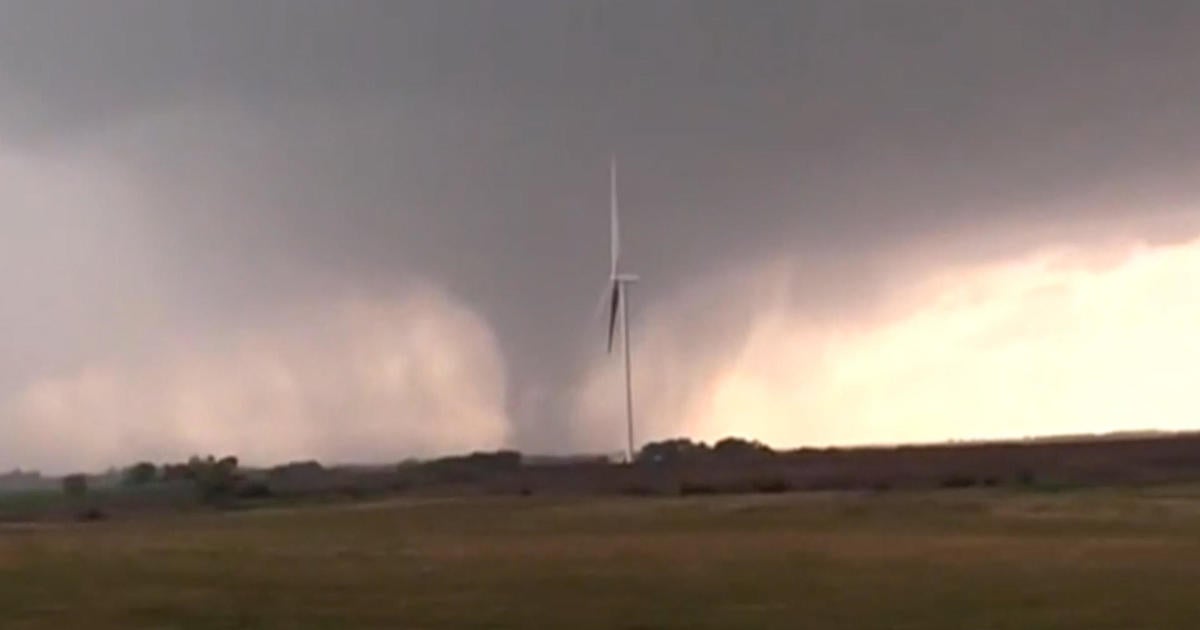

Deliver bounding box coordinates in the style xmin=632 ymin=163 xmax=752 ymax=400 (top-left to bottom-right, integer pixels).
xmin=60 ymin=455 xmax=248 ymax=509
xmin=34 ymin=431 xmax=1200 ymax=524
xmin=45 ymin=433 xmax=1053 ymax=509
xmin=636 ymin=437 xmax=774 ymax=465
xmin=66 ymin=450 xmax=533 ymax=508
xmin=399 ymin=450 xmax=523 ymax=484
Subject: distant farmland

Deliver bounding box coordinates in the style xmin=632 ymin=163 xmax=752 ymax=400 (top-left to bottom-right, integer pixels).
xmin=4 ymin=489 xmax=1200 ymax=628
xmin=5 ymin=434 xmax=1200 ymax=628
xmin=8 ymin=432 xmax=1200 ymax=523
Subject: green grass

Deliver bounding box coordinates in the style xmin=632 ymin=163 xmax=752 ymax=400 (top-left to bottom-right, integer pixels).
xmin=2 ymin=489 xmax=1200 ymax=628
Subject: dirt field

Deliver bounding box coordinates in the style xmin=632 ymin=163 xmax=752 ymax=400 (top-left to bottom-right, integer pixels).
xmin=2 ymin=488 xmax=1199 ymax=629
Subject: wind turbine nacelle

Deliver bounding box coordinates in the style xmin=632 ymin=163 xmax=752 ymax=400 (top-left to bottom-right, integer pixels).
xmin=613 ymin=273 xmax=640 ymax=283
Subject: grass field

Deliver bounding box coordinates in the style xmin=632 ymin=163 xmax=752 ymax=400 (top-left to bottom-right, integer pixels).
xmin=3 ymin=488 xmax=1200 ymax=629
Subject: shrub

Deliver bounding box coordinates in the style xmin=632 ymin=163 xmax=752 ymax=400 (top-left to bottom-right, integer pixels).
xmin=61 ymin=474 xmax=88 ymax=498
xmin=1017 ymin=469 xmax=1037 ymax=487
xmin=339 ymin=485 xmax=366 ymax=500
xmin=75 ymin=507 xmax=106 ymax=522
xmin=234 ymin=481 xmax=273 ymax=499
xmin=752 ymin=477 xmax=792 ymax=494
xmin=620 ymin=483 xmax=657 ymax=497
xmin=678 ymin=481 xmax=719 ymax=496
xmin=940 ymin=474 xmax=977 ymax=489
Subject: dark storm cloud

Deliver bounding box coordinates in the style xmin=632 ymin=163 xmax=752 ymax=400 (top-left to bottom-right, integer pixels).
xmin=4 ymin=1 xmax=1200 ymax=464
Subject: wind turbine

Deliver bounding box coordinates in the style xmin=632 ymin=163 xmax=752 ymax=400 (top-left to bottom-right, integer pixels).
xmin=601 ymin=157 xmax=639 ymax=464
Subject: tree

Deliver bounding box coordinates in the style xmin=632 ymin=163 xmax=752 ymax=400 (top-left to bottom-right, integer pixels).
xmin=61 ymin=474 xmax=88 ymax=499
xmin=123 ymin=462 xmax=158 ymax=486
xmin=156 ymin=455 xmax=243 ymax=503
xmin=637 ymin=439 xmax=709 ymax=465
xmin=712 ymin=437 xmax=773 ymax=461
xmin=422 ymin=450 xmax=523 ymax=483
xmin=190 ymin=455 xmax=241 ymax=503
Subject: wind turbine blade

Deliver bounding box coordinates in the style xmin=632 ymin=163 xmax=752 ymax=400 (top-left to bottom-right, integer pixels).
xmin=607 ymin=282 xmax=621 ymax=353
xmin=591 ymin=279 xmax=612 ymax=323
xmin=610 ymin=156 xmax=620 ymax=278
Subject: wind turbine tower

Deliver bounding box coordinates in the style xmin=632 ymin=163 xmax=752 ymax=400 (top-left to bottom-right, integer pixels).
xmin=604 ymin=157 xmax=639 ymax=463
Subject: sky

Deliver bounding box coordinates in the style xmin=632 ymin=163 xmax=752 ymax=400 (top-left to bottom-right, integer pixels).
xmin=4 ymin=1 xmax=1200 ymax=471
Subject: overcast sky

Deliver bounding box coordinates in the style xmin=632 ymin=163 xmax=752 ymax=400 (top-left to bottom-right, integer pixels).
xmin=5 ymin=1 xmax=1200 ymax=471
